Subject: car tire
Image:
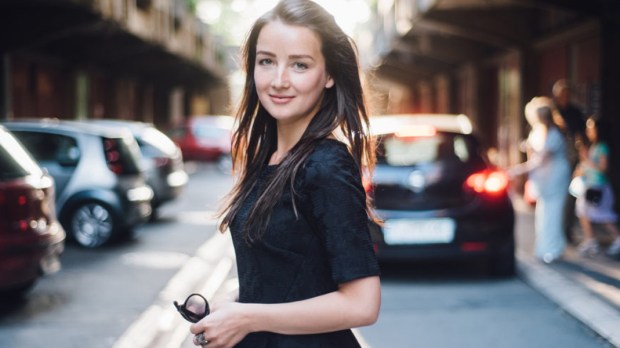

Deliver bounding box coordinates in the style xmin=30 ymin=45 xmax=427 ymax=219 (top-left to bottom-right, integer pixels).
xmin=487 ymin=241 xmax=515 ymax=278
xmin=67 ymin=201 xmax=117 ymax=248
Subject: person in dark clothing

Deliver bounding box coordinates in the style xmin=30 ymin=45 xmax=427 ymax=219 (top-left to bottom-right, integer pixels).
xmin=187 ymin=1 xmax=381 ymax=347
xmin=553 ymin=79 xmax=587 ymax=244
xmin=552 ymin=79 xmax=587 ymax=150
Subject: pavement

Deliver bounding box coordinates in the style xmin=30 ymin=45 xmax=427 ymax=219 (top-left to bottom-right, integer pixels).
xmin=512 ymin=196 xmax=620 ymax=347
xmin=112 ymin=195 xmax=620 ymax=348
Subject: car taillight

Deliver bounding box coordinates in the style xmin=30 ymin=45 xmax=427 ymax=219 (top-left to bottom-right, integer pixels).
xmin=0 ymin=183 xmax=47 ymax=234
xmin=103 ymin=138 xmax=125 ymax=175
xmin=362 ymin=176 xmax=373 ymax=194
xmin=464 ymin=170 xmax=509 ymax=196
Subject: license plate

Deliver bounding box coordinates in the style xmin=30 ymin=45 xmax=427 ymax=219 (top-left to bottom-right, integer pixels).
xmin=383 ymin=218 xmax=455 ymax=245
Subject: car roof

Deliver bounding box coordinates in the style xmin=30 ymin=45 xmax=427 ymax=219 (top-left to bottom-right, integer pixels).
xmin=370 ymin=114 xmax=473 ymax=135
xmin=80 ymin=119 xmax=156 ymax=135
xmin=1 ymin=118 xmax=134 ymax=138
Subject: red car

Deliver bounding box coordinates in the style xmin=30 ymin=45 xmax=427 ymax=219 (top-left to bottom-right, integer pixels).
xmin=0 ymin=125 xmax=65 ymax=296
xmin=168 ymin=115 xmax=234 ymax=163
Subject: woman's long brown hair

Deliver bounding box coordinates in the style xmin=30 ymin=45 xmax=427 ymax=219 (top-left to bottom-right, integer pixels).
xmin=218 ymin=0 xmax=375 ymax=243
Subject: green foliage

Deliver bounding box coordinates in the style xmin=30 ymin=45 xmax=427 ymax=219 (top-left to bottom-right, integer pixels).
xmin=185 ymin=0 xmax=198 ymax=14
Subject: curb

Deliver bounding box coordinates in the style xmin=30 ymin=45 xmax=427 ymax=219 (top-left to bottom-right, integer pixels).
xmin=112 ymin=232 xmax=234 ymax=348
xmin=517 ymin=251 xmax=620 ymax=347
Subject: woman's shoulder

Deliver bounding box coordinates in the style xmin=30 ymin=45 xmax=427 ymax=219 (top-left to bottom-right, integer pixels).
xmin=308 ymin=138 xmax=350 ymax=160
xmin=303 ymin=138 xmax=358 ymax=182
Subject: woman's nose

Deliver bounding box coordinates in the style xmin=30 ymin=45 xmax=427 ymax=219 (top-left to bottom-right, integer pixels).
xmin=271 ymin=68 xmax=290 ymax=88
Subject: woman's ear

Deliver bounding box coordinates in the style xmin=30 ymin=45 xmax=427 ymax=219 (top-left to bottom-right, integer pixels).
xmin=325 ymin=75 xmax=335 ymax=89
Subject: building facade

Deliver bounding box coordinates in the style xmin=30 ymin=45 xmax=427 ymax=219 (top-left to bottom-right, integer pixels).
xmin=0 ymin=0 xmax=230 ymax=130
xmin=371 ymin=0 xmax=620 ymax=206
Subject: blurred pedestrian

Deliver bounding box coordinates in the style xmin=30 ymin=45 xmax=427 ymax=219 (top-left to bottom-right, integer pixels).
xmin=187 ymin=1 xmax=381 ymax=347
xmin=574 ymin=117 xmax=620 ymax=257
xmin=552 ymin=79 xmax=587 ymax=153
xmin=552 ymin=79 xmax=587 ymax=243
xmin=509 ymin=97 xmax=571 ymax=263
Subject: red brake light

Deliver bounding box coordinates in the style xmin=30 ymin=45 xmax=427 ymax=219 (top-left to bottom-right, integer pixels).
xmin=465 ymin=170 xmax=509 ymax=196
xmin=362 ymin=176 xmax=372 ymax=193
xmin=103 ymin=138 xmax=125 ymax=175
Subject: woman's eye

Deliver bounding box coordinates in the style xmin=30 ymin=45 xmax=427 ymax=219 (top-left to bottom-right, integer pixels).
xmin=293 ymin=62 xmax=308 ymax=71
xmin=258 ymin=58 xmax=273 ymax=66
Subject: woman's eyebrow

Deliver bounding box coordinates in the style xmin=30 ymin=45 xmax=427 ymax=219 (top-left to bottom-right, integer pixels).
xmin=256 ymin=50 xmax=275 ymax=57
xmin=256 ymin=51 xmax=315 ymax=61
xmin=289 ymin=54 xmax=315 ymax=61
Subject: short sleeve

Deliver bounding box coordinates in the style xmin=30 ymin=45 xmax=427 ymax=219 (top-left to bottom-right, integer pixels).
xmin=544 ymin=128 xmax=566 ymax=156
xmin=303 ymin=142 xmax=380 ymax=284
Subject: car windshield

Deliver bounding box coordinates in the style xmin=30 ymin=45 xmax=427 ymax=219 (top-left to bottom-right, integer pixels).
xmin=377 ymin=133 xmax=476 ymax=166
xmin=0 ymin=130 xmax=42 ymax=180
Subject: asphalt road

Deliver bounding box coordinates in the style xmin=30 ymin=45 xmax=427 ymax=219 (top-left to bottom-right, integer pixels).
xmin=0 ymin=162 xmax=613 ymax=348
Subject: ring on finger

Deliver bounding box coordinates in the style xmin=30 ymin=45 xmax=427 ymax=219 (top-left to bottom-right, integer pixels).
xmin=195 ymin=333 xmax=209 ymax=346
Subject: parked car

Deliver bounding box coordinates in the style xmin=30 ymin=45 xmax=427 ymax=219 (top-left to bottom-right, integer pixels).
xmin=2 ymin=119 xmax=153 ymax=248
xmin=82 ymin=120 xmax=188 ymax=218
xmin=367 ymin=114 xmax=515 ymax=277
xmin=0 ymin=125 xmax=65 ymax=296
xmin=168 ymin=115 xmax=234 ymax=168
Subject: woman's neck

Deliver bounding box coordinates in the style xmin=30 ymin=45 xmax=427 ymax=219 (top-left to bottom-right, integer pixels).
xmin=270 ymin=118 xmax=313 ymax=165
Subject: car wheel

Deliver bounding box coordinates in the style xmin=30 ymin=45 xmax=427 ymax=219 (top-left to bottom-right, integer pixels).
xmin=68 ymin=202 xmax=116 ymax=248
xmin=487 ymin=241 xmax=516 ymax=278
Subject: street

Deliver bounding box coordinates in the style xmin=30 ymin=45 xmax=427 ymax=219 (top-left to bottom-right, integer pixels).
xmin=0 ymin=162 xmax=612 ymax=348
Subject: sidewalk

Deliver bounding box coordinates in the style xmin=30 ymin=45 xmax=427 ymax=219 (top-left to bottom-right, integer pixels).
xmin=512 ymin=196 xmax=620 ymax=347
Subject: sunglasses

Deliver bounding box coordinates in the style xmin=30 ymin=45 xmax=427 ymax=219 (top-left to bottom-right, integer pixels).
xmin=173 ymin=293 xmax=210 ymax=323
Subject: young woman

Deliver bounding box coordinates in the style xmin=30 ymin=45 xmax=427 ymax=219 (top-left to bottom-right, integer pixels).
xmin=189 ymin=1 xmax=381 ymax=347
xmin=574 ymin=117 xmax=620 ymax=257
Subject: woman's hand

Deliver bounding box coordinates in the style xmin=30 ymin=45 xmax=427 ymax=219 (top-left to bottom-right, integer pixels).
xmin=190 ymin=301 xmax=251 ymax=348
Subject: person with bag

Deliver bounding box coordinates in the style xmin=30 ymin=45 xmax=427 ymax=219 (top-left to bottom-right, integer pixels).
xmin=185 ymin=1 xmax=381 ymax=347
xmin=508 ymin=97 xmax=571 ymax=263
xmin=574 ymin=117 xmax=620 ymax=257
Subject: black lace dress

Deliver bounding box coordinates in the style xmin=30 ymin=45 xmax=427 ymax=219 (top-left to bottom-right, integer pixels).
xmin=229 ymin=139 xmax=380 ymax=347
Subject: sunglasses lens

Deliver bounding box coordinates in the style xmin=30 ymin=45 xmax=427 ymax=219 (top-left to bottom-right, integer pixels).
xmin=174 ymin=294 xmax=210 ymax=323
xmin=185 ymin=295 xmax=208 ymax=317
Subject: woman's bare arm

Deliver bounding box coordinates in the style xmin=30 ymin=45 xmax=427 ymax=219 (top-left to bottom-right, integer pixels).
xmin=190 ymin=276 xmax=381 ymax=347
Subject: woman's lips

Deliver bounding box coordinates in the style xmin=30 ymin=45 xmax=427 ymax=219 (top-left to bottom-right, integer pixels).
xmin=269 ymin=94 xmax=294 ymax=104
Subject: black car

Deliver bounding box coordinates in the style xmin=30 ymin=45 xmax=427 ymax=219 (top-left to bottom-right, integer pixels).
xmin=367 ymin=114 xmax=515 ymax=277
xmin=2 ymin=119 xmax=153 ymax=248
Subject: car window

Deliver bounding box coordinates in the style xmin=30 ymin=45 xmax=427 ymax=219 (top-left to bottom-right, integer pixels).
xmin=377 ymin=133 xmax=477 ymax=166
xmin=0 ymin=130 xmax=42 ymax=180
xmin=12 ymin=131 xmax=80 ymax=167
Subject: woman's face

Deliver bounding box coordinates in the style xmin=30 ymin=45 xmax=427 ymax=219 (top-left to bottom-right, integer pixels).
xmin=254 ymin=20 xmax=334 ymax=128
